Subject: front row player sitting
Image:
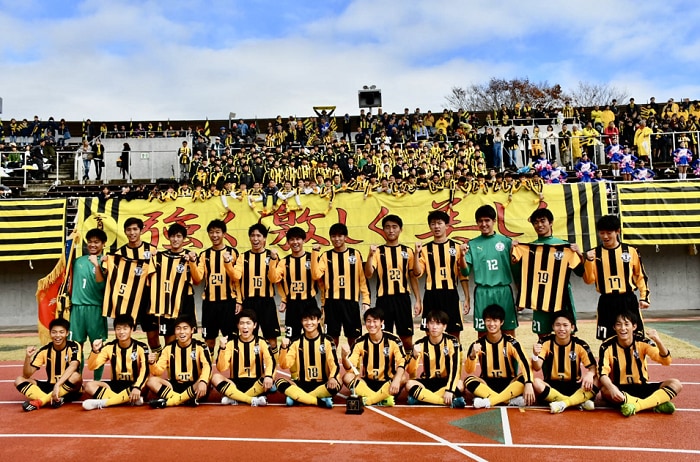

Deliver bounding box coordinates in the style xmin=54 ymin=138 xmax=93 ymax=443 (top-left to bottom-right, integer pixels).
xmin=82 ymin=314 xmax=149 ymax=410
xmin=341 ymin=308 xmax=407 ymax=407
xmin=464 ymin=304 xmax=535 ymax=408
xmin=598 ymin=310 xmax=683 ymax=417
xmin=15 ymin=318 xmax=83 ymax=412
xmin=211 ymin=309 xmax=273 ymax=407
xmin=276 ymin=306 xmax=340 ymax=409
xmin=405 ymin=310 xmax=465 ymax=408
xmin=531 ymin=312 xmax=598 ymax=413
xmin=146 ymin=315 xmax=212 ymax=408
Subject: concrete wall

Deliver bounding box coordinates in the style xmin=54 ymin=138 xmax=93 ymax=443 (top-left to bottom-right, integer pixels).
xmin=2 ymin=244 xmax=698 ymax=328
xmin=72 ymin=137 xmax=189 ymax=183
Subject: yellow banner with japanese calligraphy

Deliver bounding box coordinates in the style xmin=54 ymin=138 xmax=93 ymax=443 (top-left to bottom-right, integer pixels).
xmin=73 ymin=183 xmax=605 ymax=256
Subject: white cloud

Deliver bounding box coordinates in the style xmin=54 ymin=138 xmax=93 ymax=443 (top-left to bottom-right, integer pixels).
xmin=1 ymin=0 xmax=699 ymax=121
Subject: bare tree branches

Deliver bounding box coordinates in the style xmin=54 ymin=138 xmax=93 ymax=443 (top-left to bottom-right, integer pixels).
xmin=444 ymin=78 xmax=627 ymax=112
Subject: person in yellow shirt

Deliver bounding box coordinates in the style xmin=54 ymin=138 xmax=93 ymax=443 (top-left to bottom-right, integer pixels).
xmin=581 ymin=122 xmax=600 ymax=159
xmin=570 ymin=125 xmax=584 ymax=164
xmin=634 ymin=120 xmax=653 ymax=159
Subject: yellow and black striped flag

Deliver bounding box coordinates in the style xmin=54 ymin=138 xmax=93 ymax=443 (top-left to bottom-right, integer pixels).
xmin=558 ymin=182 xmax=606 ymax=251
xmin=0 ymin=199 xmax=66 ymax=261
xmin=618 ymin=182 xmax=700 ymax=245
xmin=204 ymin=118 xmax=210 ymax=137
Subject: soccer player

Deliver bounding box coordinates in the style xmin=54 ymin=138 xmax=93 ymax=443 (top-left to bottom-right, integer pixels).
xmin=211 ymin=310 xmax=274 ymax=407
xmin=464 ymin=304 xmax=535 ymax=408
xmin=311 ymin=222 xmax=370 ymax=347
xmin=191 ymin=219 xmax=239 ymax=354
xmin=598 ymin=310 xmax=682 ymax=416
xmin=275 ymin=306 xmax=339 ymax=409
xmin=68 ymin=227 xmax=108 ymax=381
xmin=584 ymin=215 xmax=650 ymax=340
xmin=511 ymin=208 xmax=584 ymax=338
xmin=340 ymin=308 xmax=406 ymax=407
xmin=268 ymin=226 xmax=321 ymax=340
xmin=82 ymin=314 xmax=149 ymax=410
xmin=233 ymin=223 xmax=281 ymax=354
xmin=405 ymin=310 xmax=465 ymax=408
xmin=146 ymin=315 xmax=213 ymax=408
xmin=414 ymin=210 xmax=469 ymax=338
xmin=461 ymin=205 xmax=517 ymax=337
xmin=102 ymin=217 xmax=159 ymax=351
xmin=15 ymin=318 xmax=82 ymax=411
xmin=364 ymin=214 xmax=420 ymax=352
xmin=531 ymin=312 xmax=598 ymax=413
xmin=147 ymin=223 xmax=199 ymax=345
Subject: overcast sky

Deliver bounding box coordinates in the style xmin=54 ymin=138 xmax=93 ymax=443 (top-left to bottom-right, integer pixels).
xmin=2 ymin=0 xmax=699 ymax=122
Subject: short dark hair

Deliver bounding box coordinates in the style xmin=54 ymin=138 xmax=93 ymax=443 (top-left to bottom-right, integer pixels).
xmin=475 ymin=205 xmax=496 ymax=221
xmin=168 ymin=223 xmax=187 ymax=239
xmin=237 ymin=309 xmax=257 ymax=325
xmin=363 ymin=307 xmax=384 ymax=322
xmin=86 ymin=228 xmax=107 ymax=243
xmin=552 ymin=311 xmax=575 ymax=327
xmin=114 ymin=314 xmax=135 ymax=330
xmin=616 ymin=309 xmax=638 ymax=326
xmin=529 ymin=208 xmax=554 ymax=224
xmin=174 ymin=314 xmax=197 ymax=328
xmin=248 ymin=223 xmax=268 ymax=237
xmin=427 ymin=210 xmax=450 ymax=225
xmin=382 ymin=214 xmax=403 ymax=229
xmin=286 ymin=226 xmax=306 ymax=240
xmin=301 ymin=305 xmax=322 ymax=320
xmin=207 ymin=219 xmax=227 ymax=233
xmin=329 ymin=223 xmax=348 ymax=236
xmin=124 ymin=217 xmax=144 ymax=230
xmin=482 ymin=304 xmax=505 ymax=322
xmin=596 ymin=215 xmax=620 ymax=232
xmin=49 ymin=318 xmax=70 ymax=331
xmin=425 ymin=310 xmax=449 ymax=325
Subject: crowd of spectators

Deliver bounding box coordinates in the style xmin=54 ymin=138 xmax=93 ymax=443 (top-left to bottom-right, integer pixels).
xmin=2 ymin=97 xmax=700 ymax=200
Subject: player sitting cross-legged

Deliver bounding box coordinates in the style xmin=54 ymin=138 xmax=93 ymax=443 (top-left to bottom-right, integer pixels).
xmin=275 ymin=306 xmax=340 ymax=409
xmin=405 ymin=310 xmax=465 ymax=408
xmin=531 ymin=311 xmax=599 ymax=413
xmin=82 ymin=314 xmax=149 ymax=410
xmin=211 ymin=309 xmax=274 ymax=407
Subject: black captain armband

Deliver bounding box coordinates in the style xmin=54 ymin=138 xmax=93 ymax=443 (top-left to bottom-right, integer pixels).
xmin=660 ymin=349 xmax=671 ymax=358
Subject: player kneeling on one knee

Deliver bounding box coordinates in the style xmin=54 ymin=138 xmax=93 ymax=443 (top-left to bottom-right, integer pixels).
xmin=531 ymin=312 xmax=599 ymax=413
xmin=341 ymin=308 xmax=407 ymax=407
xmin=211 ymin=309 xmax=274 ymax=407
xmin=405 ymin=310 xmax=465 ymax=408
xmin=276 ymin=306 xmax=340 ymax=409
xmin=463 ymin=304 xmax=535 ymax=408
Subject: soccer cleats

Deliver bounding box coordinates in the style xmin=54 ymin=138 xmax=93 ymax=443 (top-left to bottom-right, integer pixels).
xmin=82 ymin=399 xmax=107 ymax=411
xmin=472 ymin=397 xmax=491 ymax=409
xmin=149 ymin=398 xmax=167 ymax=409
xmin=221 ymin=397 xmax=238 ymax=406
xmin=451 ymin=397 xmax=466 ymax=409
xmin=653 ymin=402 xmax=676 ymax=414
xmin=22 ymin=400 xmax=42 ymax=412
xmin=250 ymin=396 xmax=267 ymax=407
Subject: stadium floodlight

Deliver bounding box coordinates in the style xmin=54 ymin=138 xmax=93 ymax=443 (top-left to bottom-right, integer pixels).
xmin=358 ymin=85 xmax=381 ymax=108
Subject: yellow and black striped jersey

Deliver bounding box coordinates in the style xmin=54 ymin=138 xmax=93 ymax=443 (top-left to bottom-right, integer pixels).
xmin=216 ymin=334 xmax=276 ymax=380
xmin=150 ymin=339 xmax=212 ymax=385
xmin=192 ymin=246 xmax=238 ymax=302
xmin=346 ymin=332 xmax=406 ymax=382
xmin=465 ymin=334 xmax=532 ymax=383
xmin=148 ymin=250 xmax=196 ymax=318
xmin=536 ymin=334 xmax=596 ymax=383
xmin=88 ymin=338 xmax=149 ymax=389
xmin=599 ymin=336 xmax=671 ymax=385
xmin=406 ymin=334 xmax=462 ymax=392
xmin=30 ymin=340 xmax=82 ymax=384
xmin=279 ymin=333 xmax=339 ymax=383
xmin=234 ymin=250 xmax=276 ymax=301
xmin=311 ymin=248 xmax=370 ymax=303
xmin=368 ymin=244 xmax=415 ymax=297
